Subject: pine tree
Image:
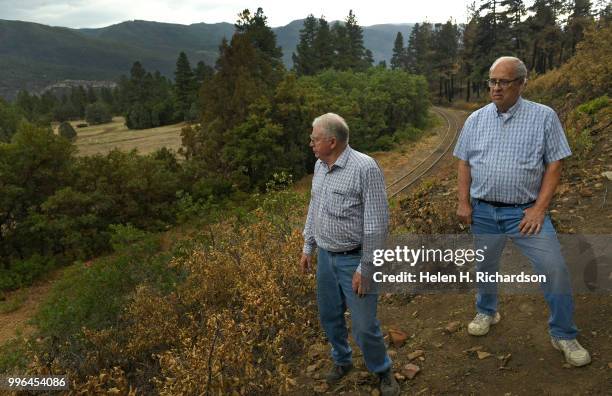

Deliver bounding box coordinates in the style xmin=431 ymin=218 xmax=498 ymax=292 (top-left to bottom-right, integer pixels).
xmin=292 ymin=14 xmax=320 ymax=75
xmin=194 ymin=61 xmax=214 ymax=84
xmin=565 ymin=0 xmax=595 ymax=57
xmin=406 ymin=23 xmax=434 ymax=75
xmin=500 ymin=0 xmax=528 ymax=58
xmin=174 ymin=51 xmax=196 ymax=120
xmin=314 ymin=17 xmax=335 ymax=70
xmin=331 ymin=22 xmax=350 ymax=70
xmin=345 ymin=10 xmax=370 ymax=71
xmin=235 ymin=8 xmax=283 ymax=63
xmin=432 ymin=20 xmax=460 ymax=102
xmin=86 ymin=86 xmax=97 ymax=104
xmin=527 ymin=0 xmax=564 ymax=73
xmin=390 ymin=32 xmax=406 ymax=70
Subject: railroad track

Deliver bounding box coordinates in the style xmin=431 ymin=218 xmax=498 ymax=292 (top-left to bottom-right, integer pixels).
xmin=386 ymin=106 xmax=463 ymax=198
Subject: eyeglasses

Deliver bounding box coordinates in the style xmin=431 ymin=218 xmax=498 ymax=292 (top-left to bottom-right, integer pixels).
xmin=309 ymin=134 xmax=333 ymax=144
xmin=487 ymin=78 xmax=523 ymax=88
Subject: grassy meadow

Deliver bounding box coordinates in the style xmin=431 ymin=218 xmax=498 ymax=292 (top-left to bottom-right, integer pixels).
xmin=53 ymin=117 xmax=186 ymax=156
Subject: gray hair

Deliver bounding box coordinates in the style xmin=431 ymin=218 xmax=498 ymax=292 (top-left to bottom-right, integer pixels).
xmin=490 ymin=56 xmax=528 ymax=81
xmin=312 ymin=113 xmax=350 ymax=144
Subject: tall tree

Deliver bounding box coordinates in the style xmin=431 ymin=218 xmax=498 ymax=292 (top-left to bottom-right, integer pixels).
xmin=432 ymin=20 xmax=460 ymax=102
xmin=345 ymin=10 xmax=371 ymax=71
xmin=292 ymin=14 xmax=320 ymax=76
xmin=390 ymin=32 xmax=407 ymax=70
xmin=314 ymin=17 xmax=335 ymax=70
xmin=174 ymin=51 xmax=196 ymax=120
xmin=565 ymin=0 xmax=595 ymax=57
xmin=527 ymin=0 xmax=564 ymax=73
xmin=406 ymin=22 xmax=434 ymax=75
xmin=235 ymin=7 xmax=284 ymax=64
xmin=183 ymin=8 xmax=284 ymax=182
xmin=500 ymin=0 xmax=528 ymax=58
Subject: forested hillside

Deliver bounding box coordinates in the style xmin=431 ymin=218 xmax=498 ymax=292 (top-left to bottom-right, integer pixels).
xmin=0 ymin=17 xmax=413 ymax=100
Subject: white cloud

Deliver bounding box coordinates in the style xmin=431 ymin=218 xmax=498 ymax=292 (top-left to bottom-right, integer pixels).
xmin=0 ymin=0 xmax=469 ymax=28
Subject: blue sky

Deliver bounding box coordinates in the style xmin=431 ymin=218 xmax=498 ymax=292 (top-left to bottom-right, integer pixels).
xmin=0 ymin=0 xmax=470 ymax=28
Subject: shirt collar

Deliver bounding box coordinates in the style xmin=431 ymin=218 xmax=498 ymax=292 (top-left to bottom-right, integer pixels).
xmin=496 ymin=96 xmax=523 ymax=119
xmin=330 ymin=145 xmax=352 ymax=169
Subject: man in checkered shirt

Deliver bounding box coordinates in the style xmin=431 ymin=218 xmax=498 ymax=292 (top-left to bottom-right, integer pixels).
xmin=453 ymin=56 xmax=591 ymax=367
xmin=300 ymin=113 xmax=399 ymax=395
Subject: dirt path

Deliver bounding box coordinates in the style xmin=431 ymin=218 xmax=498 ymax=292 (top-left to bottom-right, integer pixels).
xmin=0 ymin=269 xmax=66 ymax=344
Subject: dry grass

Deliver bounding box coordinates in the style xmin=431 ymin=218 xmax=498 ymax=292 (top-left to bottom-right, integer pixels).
xmin=53 ymin=117 xmax=187 ymax=157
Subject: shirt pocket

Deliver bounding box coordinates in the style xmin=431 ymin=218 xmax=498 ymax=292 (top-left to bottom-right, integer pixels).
xmin=516 ymin=131 xmax=545 ymax=167
xmin=326 ymin=190 xmax=361 ymax=219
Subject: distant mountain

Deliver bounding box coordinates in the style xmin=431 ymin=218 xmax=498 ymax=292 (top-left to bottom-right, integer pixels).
xmin=0 ymin=19 xmax=413 ymax=100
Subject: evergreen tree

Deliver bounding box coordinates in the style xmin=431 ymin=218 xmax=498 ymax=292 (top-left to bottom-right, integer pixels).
xmin=235 ymin=8 xmax=284 ymax=63
xmin=58 ymin=121 xmax=77 ymax=140
xmin=70 ymin=86 xmax=87 ymax=119
xmin=345 ymin=10 xmax=370 ymax=71
xmin=85 ymin=102 xmax=112 ymax=125
xmin=174 ymin=51 xmax=196 ymax=120
xmin=406 ymin=23 xmax=434 ymax=75
xmin=460 ymin=4 xmax=481 ymax=100
xmin=527 ymin=0 xmax=564 ymax=73
xmin=184 ymin=8 xmax=285 ymax=182
xmin=565 ymin=0 xmax=595 ymax=57
xmin=292 ymin=14 xmax=319 ymax=76
xmin=194 ymin=61 xmax=214 ymax=84
xmin=432 ymin=20 xmax=460 ymax=102
xmin=86 ymin=86 xmax=97 ymax=104
xmin=314 ymin=17 xmax=335 ymax=70
xmin=500 ymin=0 xmax=528 ymax=58
xmin=390 ymin=32 xmax=407 ymax=70
xmin=331 ymin=22 xmax=351 ymax=70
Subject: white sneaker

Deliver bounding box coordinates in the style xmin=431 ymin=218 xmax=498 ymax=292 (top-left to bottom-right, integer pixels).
xmin=551 ymin=338 xmax=591 ymax=367
xmin=468 ymin=312 xmax=501 ymax=336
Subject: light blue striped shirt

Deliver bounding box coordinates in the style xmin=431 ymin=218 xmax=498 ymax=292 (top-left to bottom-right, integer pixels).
xmin=453 ymin=97 xmax=571 ymax=204
xmin=303 ymin=145 xmax=389 ymax=273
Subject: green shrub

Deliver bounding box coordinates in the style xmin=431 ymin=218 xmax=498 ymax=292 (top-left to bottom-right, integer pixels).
xmin=85 ymin=102 xmax=112 ymax=125
xmin=0 ymin=255 xmax=56 ymax=292
xmin=577 ymin=95 xmax=610 ymax=115
xmin=58 ymin=121 xmax=77 ymax=140
xmin=393 ymin=125 xmax=423 ymax=143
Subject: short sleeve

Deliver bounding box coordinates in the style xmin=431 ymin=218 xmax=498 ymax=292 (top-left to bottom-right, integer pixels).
xmin=543 ymin=110 xmax=572 ymax=164
xmin=453 ymin=114 xmax=474 ymax=162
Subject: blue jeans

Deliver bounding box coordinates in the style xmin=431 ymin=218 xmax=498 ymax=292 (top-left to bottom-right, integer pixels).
xmin=316 ymin=248 xmax=392 ymax=373
xmin=471 ymin=199 xmax=578 ymax=339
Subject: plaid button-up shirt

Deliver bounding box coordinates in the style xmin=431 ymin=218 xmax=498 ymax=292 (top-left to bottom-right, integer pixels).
xmin=303 ymin=146 xmax=388 ymax=273
xmin=453 ymin=97 xmax=572 ymax=204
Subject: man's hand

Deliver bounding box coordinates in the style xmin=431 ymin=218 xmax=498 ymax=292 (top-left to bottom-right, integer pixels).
xmin=519 ymin=206 xmax=546 ymax=235
xmin=300 ymin=253 xmax=312 ymax=274
xmin=352 ymin=271 xmax=370 ymax=297
xmin=457 ymin=201 xmax=473 ymax=225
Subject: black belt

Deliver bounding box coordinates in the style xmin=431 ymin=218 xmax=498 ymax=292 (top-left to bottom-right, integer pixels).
xmin=477 ymin=199 xmax=535 ymax=208
xmin=330 ymin=246 xmax=361 ymax=255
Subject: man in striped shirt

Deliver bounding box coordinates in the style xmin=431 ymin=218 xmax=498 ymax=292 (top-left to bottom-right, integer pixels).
xmin=300 ymin=113 xmax=399 ymax=395
xmin=453 ymin=56 xmax=591 ymax=367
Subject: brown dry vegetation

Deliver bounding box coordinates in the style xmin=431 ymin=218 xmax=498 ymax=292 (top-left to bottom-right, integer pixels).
xmin=52 ymin=117 xmax=186 ymax=157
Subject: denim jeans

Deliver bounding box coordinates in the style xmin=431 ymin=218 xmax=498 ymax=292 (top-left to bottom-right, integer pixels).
xmin=471 ymin=199 xmax=578 ymax=339
xmin=316 ymin=248 xmax=392 ymax=373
